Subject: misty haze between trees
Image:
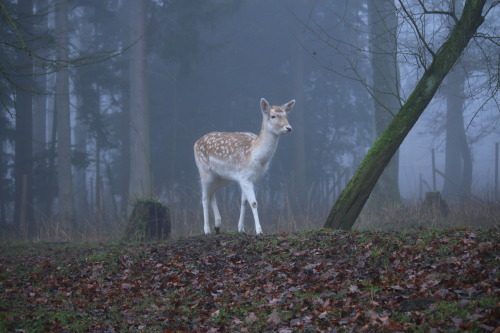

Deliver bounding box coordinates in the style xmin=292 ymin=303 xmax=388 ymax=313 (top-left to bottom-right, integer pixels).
xmin=0 ymin=0 xmax=498 ymax=240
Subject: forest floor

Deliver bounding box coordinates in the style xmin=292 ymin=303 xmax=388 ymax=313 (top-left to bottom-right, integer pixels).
xmin=0 ymin=227 xmax=498 ymax=332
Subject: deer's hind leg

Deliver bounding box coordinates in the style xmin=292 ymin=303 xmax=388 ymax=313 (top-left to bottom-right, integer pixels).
xmin=201 ymin=173 xmax=228 ymax=234
xmin=201 ymin=182 xmax=213 ymax=235
xmin=211 ymin=194 xmax=222 ymax=233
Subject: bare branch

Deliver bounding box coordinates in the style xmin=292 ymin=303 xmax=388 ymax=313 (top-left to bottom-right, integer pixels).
xmin=398 ymin=0 xmax=436 ymax=58
xmin=0 ymin=2 xmax=31 ymax=56
xmin=465 ymin=90 xmax=500 ymax=132
xmin=417 ymin=0 xmax=459 ymax=23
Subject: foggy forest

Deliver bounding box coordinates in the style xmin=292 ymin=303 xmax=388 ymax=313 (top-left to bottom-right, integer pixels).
xmin=1 ymin=0 xmax=499 ymax=241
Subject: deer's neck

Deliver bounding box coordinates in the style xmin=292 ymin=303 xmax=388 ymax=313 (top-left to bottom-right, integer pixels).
xmin=251 ymin=122 xmax=280 ymax=166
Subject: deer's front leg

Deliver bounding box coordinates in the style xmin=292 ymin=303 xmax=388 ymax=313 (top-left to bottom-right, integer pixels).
xmin=239 ymin=180 xmax=262 ymax=235
xmin=238 ymin=192 xmax=247 ymax=234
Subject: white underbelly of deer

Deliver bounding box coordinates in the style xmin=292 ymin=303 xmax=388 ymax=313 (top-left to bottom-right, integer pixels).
xmin=194 ymin=98 xmax=295 ymax=235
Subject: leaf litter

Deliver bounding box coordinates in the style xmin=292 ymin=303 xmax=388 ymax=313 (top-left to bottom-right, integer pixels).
xmin=0 ymin=227 xmax=498 ymax=332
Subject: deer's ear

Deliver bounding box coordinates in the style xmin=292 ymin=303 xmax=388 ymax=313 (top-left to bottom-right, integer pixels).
xmin=282 ymin=100 xmax=295 ymax=113
xmin=260 ymin=98 xmax=270 ymax=114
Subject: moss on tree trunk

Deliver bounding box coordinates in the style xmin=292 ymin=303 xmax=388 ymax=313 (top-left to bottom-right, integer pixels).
xmin=324 ymin=0 xmax=486 ymax=230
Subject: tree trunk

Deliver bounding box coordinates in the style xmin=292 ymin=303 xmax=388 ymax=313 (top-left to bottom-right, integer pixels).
xmin=324 ymin=0 xmax=486 ymax=230
xmin=55 ymin=0 xmax=75 ymax=227
xmin=0 ymin=145 xmax=6 ymax=230
xmin=120 ymin=2 xmax=131 ymax=215
xmin=291 ymin=45 xmax=307 ymax=205
xmin=33 ymin=0 xmax=49 ymax=226
xmin=121 ymin=89 xmax=131 ymax=215
xmin=442 ymin=0 xmax=473 ymax=201
xmin=128 ymin=0 xmax=152 ymax=204
xmin=44 ymin=99 xmax=57 ymax=221
xmin=73 ymin=10 xmax=96 ymax=224
xmin=33 ymin=0 xmax=48 ymax=152
xmin=74 ymin=93 xmax=88 ymax=223
xmin=14 ymin=0 xmax=35 ymax=239
xmin=95 ymin=129 xmax=103 ymax=223
xmin=442 ymin=66 xmax=472 ymax=201
xmin=368 ymin=0 xmax=401 ymax=205
xmin=290 ymin=1 xmax=307 ymax=206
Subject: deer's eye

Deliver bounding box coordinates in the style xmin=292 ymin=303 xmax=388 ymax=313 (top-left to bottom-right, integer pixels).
xmin=271 ymin=115 xmax=276 ymax=119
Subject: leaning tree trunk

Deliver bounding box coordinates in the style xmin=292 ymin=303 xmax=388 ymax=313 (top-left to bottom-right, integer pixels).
xmin=324 ymin=0 xmax=486 ymax=230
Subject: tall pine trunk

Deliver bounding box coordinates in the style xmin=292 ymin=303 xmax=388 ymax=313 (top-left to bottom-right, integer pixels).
xmin=128 ymin=0 xmax=152 ymax=204
xmin=74 ymin=93 xmax=89 ymax=223
xmin=14 ymin=0 xmax=35 ymax=239
xmin=55 ymin=0 xmax=75 ymax=227
xmin=289 ymin=1 xmax=307 ymax=208
xmin=73 ymin=7 xmax=96 ymax=224
xmin=324 ymin=0 xmax=486 ymax=230
xmin=33 ymin=0 xmax=49 ymax=224
xmin=121 ymin=86 xmax=131 ymax=215
xmin=119 ymin=2 xmax=131 ymax=215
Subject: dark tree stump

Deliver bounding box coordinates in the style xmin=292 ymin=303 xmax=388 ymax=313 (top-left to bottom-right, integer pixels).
xmin=422 ymin=191 xmax=449 ymax=217
xmin=124 ymin=199 xmax=171 ymax=241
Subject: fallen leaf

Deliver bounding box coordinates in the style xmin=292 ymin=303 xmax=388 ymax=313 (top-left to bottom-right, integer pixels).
xmin=245 ymin=312 xmax=258 ymax=323
xmin=267 ymin=310 xmax=281 ymax=325
xmin=349 ymin=285 xmax=359 ymax=293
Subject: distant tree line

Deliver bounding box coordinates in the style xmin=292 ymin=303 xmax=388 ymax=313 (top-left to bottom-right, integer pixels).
xmin=0 ymin=0 xmax=498 ymax=239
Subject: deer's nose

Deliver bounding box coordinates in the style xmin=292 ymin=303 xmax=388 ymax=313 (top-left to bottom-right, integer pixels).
xmin=285 ymin=126 xmax=292 ymax=132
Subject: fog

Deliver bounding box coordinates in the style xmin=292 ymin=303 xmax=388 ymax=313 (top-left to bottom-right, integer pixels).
xmin=1 ymin=0 xmax=498 ymax=240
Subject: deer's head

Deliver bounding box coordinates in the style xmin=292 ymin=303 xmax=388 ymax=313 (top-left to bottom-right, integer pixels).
xmin=260 ymin=98 xmax=295 ymax=136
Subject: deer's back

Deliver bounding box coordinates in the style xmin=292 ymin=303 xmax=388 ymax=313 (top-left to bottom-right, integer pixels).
xmin=194 ymin=132 xmax=257 ymax=172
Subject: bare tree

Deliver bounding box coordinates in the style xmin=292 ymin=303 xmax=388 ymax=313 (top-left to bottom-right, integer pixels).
xmin=442 ymin=0 xmax=472 ymax=200
xmin=324 ymin=0 xmax=490 ymax=230
xmin=369 ymin=0 xmax=401 ymax=205
xmin=443 ymin=65 xmax=473 ymax=200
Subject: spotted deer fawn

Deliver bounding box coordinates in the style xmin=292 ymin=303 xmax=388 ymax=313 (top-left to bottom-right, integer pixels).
xmin=194 ymin=98 xmax=295 ymax=235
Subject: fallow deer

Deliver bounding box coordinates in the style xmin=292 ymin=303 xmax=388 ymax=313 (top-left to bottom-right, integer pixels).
xmin=194 ymin=98 xmax=295 ymax=235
